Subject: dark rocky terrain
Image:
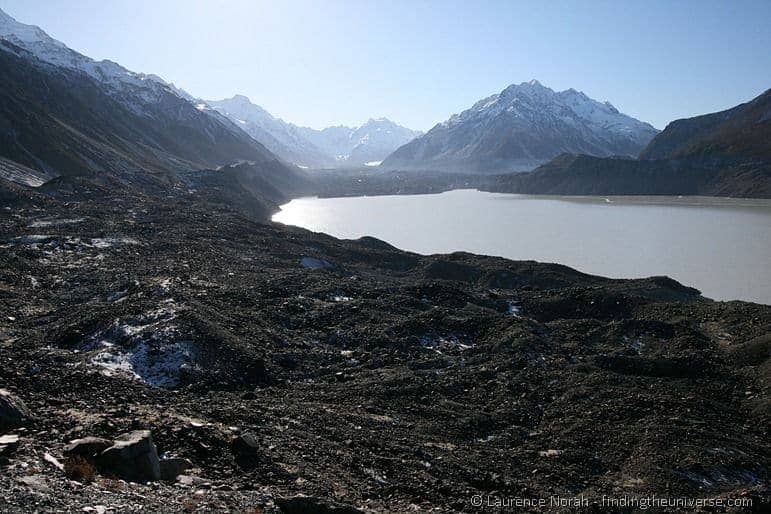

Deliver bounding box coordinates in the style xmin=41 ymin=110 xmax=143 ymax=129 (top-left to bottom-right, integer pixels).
xmin=1 ymin=187 xmax=769 ymax=512
xmin=483 ymin=154 xmax=771 ymax=198
xmin=638 ymin=89 xmax=771 ymax=162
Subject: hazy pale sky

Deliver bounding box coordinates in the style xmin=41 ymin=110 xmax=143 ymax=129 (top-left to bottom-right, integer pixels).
xmin=2 ymin=0 xmax=769 ymax=131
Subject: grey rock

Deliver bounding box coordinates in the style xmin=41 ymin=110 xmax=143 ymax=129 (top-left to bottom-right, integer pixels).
xmin=63 ymin=437 xmax=112 ymax=458
xmin=230 ymin=431 xmax=259 ymax=456
xmin=159 ymin=457 xmax=193 ymax=481
xmin=0 ymin=434 xmax=20 ymax=455
xmin=0 ymin=389 xmax=32 ymax=430
xmin=99 ymin=430 xmax=160 ymax=482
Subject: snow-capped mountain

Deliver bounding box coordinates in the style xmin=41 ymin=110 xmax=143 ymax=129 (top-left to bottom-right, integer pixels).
xmin=489 ymin=89 xmax=771 ymax=197
xmin=382 ymin=80 xmax=659 ymax=173
xmin=298 ymin=119 xmax=422 ymax=166
xmin=0 ymin=7 xmax=282 ymax=184
xmin=208 ymin=96 xmax=335 ymax=168
xmin=0 ymin=8 xmax=191 ymax=115
xmin=209 ymin=95 xmax=420 ymax=167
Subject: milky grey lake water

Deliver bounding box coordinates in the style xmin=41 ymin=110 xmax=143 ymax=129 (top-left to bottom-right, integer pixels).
xmin=273 ymin=190 xmax=771 ymax=304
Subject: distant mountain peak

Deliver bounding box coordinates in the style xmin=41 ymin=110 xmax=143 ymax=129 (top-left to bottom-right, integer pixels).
xmin=0 ymin=7 xmax=66 ymax=50
xmin=208 ymin=97 xmax=420 ymax=168
xmin=501 ymin=79 xmax=551 ymax=95
xmin=228 ymin=94 xmax=254 ymax=104
xmin=0 ymin=6 xmax=285 ymax=186
xmin=363 ymin=117 xmax=398 ymax=127
xmin=382 ymin=80 xmax=659 ymax=173
xmin=0 ymin=6 xmax=194 ymax=108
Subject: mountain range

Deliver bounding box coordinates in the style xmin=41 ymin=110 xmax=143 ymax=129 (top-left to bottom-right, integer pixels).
xmin=0 ymin=5 xmax=768 ymax=203
xmin=208 ymin=95 xmax=420 ymax=168
xmin=0 ymin=9 xmax=279 ymax=181
xmin=488 ymin=88 xmax=771 ymax=197
xmin=0 ymin=6 xmax=415 ymax=198
xmin=0 ymin=7 xmax=316 ymax=216
xmin=382 ymin=80 xmax=659 ymax=173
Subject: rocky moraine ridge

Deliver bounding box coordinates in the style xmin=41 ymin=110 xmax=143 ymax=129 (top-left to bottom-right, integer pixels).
xmin=0 ymin=188 xmax=769 ymax=512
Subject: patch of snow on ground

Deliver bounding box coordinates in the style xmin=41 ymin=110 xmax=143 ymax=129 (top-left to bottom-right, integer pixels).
xmin=507 ymin=301 xmax=521 ymax=316
xmin=364 ymin=161 xmax=382 ymax=167
xmin=300 ymin=256 xmax=334 ymax=269
xmin=420 ymin=335 xmax=473 ymax=353
xmin=623 ymin=336 xmax=645 ymax=354
xmin=157 ymin=278 xmax=174 ymax=293
xmin=78 ymin=301 xmax=197 ymax=388
xmin=89 ymin=237 xmax=141 ymax=248
xmin=91 ymin=340 xmax=197 ymax=389
xmin=29 ymin=218 xmax=83 ymax=228
xmin=14 ymin=234 xmax=54 ymax=244
xmin=107 ymin=290 xmax=128 ymax=302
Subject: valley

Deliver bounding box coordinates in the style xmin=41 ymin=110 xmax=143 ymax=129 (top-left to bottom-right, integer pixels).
xmin=2 ymin=192 xmax=769 ymax=512
xmin=0 ymin=4 xmax=769 ymax=513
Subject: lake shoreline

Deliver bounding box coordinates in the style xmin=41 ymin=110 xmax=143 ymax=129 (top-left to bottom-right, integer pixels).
xmin=274 ymin=190 xmax=771 ymax=304
xmin=303 ymin=186 xmax=771 ymax=209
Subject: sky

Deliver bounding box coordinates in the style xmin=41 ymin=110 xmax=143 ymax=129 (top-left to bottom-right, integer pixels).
xmin=1 ymin=0 xmax=769 ymax=131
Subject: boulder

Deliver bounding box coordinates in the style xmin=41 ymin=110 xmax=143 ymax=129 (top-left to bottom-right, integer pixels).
xmin=159 ymin=457 xmax=193 ymax=481
xmin=98 ymin=430 xmax=160 ymax=482
xmin=230 ymin=431 xmax=261 ymax=468
xmin=63 ymin=437 xmax=112 ymax=458
xmin=0 ymin=434 xmax=20 ymax=456
xmin=0 ymin=389 xmax=32 ymax=430
xmin=230 ymin=431 xmax=259 ymax=456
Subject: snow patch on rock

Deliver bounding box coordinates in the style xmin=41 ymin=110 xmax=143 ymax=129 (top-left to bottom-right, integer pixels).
xmin=420 ymin=335 xmax=473 ymax=353
xmin=300 ymin=257 xmax=334 ymax=269
xmin=90 ymin=340 xmax=197 ymax=389
xmin=76 ymin=301 xmax=198 ymax=388
xmin=29 ymin=218 xmax=83 ymax=228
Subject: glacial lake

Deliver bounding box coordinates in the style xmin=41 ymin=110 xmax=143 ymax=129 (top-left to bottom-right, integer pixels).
xmin=273 ymin=190 xmax=771 ymax=305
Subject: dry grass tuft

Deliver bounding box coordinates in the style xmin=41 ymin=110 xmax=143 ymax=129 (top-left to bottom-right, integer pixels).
xmin=63 ymin=455 xmax=96 ymax=483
